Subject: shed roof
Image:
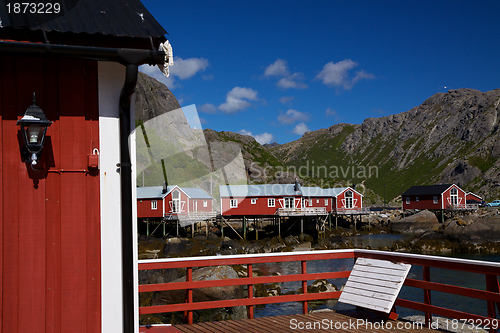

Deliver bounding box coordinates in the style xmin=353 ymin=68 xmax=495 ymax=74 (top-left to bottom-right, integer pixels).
xmin=301 ymin=187 xmax=331 ymax=197
xmin=0 ymin=0 xmax=167 ymax=39
xmin=137 ymin=186 xmax=164 ymax=199
xmin=137 ymin=186 xmax=212 ymax=200
xmin=219 ymin=184 xmax=302 ymax=198
xmin=401 ymin=184 xmax=454 ymax=196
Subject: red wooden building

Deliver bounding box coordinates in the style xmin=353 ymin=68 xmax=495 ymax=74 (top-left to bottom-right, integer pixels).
xmin=219 ymin=184 xmax=363 ymax=216
xmin=137 ymin=185 xmax=213 ymax=219
xmin=325 ymin=187 xmax=364 ymax=213
xmin=466 ymin=192 xmax=483 ymax=205
xmin=220 ymin=183 xmax=303 ymax=216
xmin=402 ymin=184 xmax=468 ymax=210
xmin=301 ymin=186 xmax=332 ymax=212
xmin=0 ymin=1 xmax=170 ymax=332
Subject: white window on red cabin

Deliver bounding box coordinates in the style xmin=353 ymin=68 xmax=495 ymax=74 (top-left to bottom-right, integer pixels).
xmin=251 ymin=198 xmax=257 ymax=204
xmin=316 ymin=199 xmax=319 ymax=204
xmin=406 ymin=197 xmax=410 ymax=205
xmin=325 ymin=198 xmax=328 ymax=205
xmin=309 ymin=199 xmax=312 ymax=206
xmin=450 ymin=188 xmax=458 ymax=205
xmin=416 ymin=197 xmax=419 ymax=202
xmin=230 ymin=199 xmax=238 ymax=208
xmin=151 ymin=201 xmax=157 ymax=210
xmin=433 ymin=196 xmax=438 ymax=204
xmin=268 ymin=198 xmax=275 ymax=207
xmin=345 ymin=191 xmax=353 ymax=209
xmin=203 ymin=200 xmax=208 ymax=207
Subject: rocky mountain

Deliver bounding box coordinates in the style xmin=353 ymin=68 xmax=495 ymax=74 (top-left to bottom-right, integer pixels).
xmin=133 ymin=72 xmax=500 ymax=205
xmin=135 ymin=72 xmax=181 ymax=122
xmin=271 ymin=88 xmax=500 ymax=203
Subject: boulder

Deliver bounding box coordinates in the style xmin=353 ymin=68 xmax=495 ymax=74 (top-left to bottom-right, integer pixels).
xmin=162 ymin=237 xmax=191 ymax=257
xmin=292 ymin=242 xmax=311 ymax=252
xmin=444 ymin=216 xmax=500 ymax=243
xmin=151 ymin=265 xmax=246 ymax=321
xmin=391 ymin=210 xmax=439 ymax=233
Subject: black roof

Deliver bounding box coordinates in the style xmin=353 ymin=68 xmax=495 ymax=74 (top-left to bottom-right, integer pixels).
xmin=401 ymin=184 xmax=453 ymax=196
xmin=0 ymin=0 xmax=166 ymax=40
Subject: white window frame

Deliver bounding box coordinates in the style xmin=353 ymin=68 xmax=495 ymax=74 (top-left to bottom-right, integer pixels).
xmin=345 ymin=191 xmax=353 ymax=209
xmin=284 ymin=197 xmax=294 ymax=209
xmin=433 ymin=196 xmax=438 ymax=204
xmin=316 ymin=199 xmax=319 ymax=204
xmin=151 ymin=200 xmax=157 ymax=210
xmin=268 ymin=198 xmax=275 ymax=207
xmin=203 ymin=200 xmax=208 ymax=207
xmin=450 ymin=188 xmax=458 ymax=205
xmin=325 ymin=198 xmax=328 ymax=206
xmin=172 ymin=190 xmax=181 ymax=213
xmin=406 ymin=197 xmax=410 ymax=205
xmin=230 ymin=199 xmax=238 ymax=208
xmin=251 ymin=198 xmax=257 ymax=204
xmin=416 ymin=197 xmax=419 ymax=202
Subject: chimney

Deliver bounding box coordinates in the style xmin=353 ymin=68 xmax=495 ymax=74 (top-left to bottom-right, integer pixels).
xmin=294 ymin=178 xmax=299 ymax=192
xmin=162 ymin=181 xmax=168 ymax=194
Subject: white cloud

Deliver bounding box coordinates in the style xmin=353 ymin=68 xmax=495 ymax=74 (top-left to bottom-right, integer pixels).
xmin=264 ymin=59 xmax=307 ymax=90
xmin=199 ymin=103 xmax=217 ymax=114
xmin=238 ymin=129 xmax=274 ymax=145
xmin=277 ymin=73 xmax=308 ymax=89
xmin=315 ymin=59 xmax=374 ymax=90
xmin=279 ymin=96 xmax=295 ymax=104
xmin=255 ymin=133 xmax=274 ymax=145
xmin=239 ymin=129 xmax=253 ymax=136
xmin=139 ymin=64 xmax=178 ymax=88
xmin=293 ymin=123 xmax=310 ymax=136
xmin=139 ymin=56 xmax=209 ymax=89
xmin=325 ymin=108 xmax=337 ymax=116
xmin=219 ymin=87 xmax=259 ymax=114
xmin=170 ymin=56 xmax=209 ymax=80
xmin=278 ymin=109 xmax=310 ymax=125
xmin=264 ymin=59 xmax=289 ymax=77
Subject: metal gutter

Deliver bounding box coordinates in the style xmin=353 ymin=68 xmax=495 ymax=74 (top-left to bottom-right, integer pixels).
xmin=0 ymin=40 xmax=166 ymax=333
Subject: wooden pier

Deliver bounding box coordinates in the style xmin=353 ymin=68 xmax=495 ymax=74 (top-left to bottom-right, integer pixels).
xmin=140 ymin=309 xmax=434 ymax=332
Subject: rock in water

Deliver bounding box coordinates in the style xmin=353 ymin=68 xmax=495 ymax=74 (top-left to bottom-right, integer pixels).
xmin=151 ymin=265 xmax=246 ymax=321
xmin=391 ymin=210 xmax=439 ymax=233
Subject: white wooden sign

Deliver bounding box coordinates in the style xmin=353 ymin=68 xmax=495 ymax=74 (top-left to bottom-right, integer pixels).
xmin=338 ymin=257 xmax=412 ymax=313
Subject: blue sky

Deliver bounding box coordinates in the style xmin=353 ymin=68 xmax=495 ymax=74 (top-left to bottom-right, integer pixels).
xmin=140 ymin=0 xmax=500 ymax=145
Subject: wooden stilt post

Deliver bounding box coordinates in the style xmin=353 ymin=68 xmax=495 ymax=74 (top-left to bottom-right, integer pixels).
xmin=206 ymin=220 xmax=208 ymax=237
xmin=328 ymin=213 xmax=331 ymax=230
xmin=191 ymin=222 xmax=194 ymax=238
xmin=176 ymin=219 xmax=179 ymax=236
xmin=300 ymin=217 xmax=304 ymax=241
xmin=146 ymin=219 xmax=149 ymax=237
xmin=163 ymin=221 xmax=166 ymax=236
xmin=336 ymin=214 xmax=338 ymax=229
xmin=278 ymin=216 xmax=281 ymax=240
xmin=221 ymin=216 xmax=224 ymax=239
xmin=256 ymin=219 xmax=258 ymax=240
xmin=243 ymin=216 xmax=246 ymax=240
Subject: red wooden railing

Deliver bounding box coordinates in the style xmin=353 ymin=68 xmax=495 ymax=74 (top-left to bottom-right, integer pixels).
xmin=138 ymin=249 xmax=500 ymax=332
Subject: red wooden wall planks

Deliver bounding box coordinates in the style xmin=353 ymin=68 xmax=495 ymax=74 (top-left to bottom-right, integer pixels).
xmin=0 ymin=56 xmax=101 ymax=332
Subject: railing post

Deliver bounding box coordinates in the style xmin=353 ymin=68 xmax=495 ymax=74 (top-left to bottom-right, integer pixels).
xmin=486 ymin=274 xmax=500 ymax=333
xmin=184 ymin=267 xmax=193 ymax=324
xmin=302 ymin=260 xmax=308 ymax=314
xmin=248 ymin=264 xmax=254 ymax=319
xmin=423 ymin=266 xmax=432 ymax=328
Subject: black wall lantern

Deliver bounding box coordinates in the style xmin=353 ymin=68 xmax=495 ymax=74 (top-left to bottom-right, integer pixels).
xmin=17 ymin=93 xmax=52 ymax=165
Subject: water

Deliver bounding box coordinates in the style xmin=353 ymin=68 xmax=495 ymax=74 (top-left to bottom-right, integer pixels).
xmin=253 ymin=234 xmax=500 ymax=319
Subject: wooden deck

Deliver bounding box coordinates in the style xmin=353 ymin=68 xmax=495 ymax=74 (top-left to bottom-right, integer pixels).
xmin=140 ymin=309 xmax=440 ymax=332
